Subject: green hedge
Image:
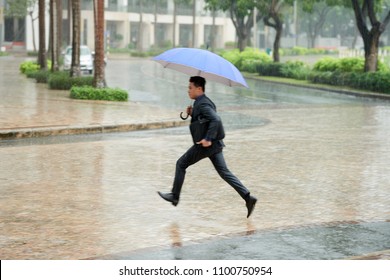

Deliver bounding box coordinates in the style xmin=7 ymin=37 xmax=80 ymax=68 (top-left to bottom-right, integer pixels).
xmin=313 ymin=57 xmax=389 ymax=73
xmin=257 ymin=62 xmax=284 ymax=77
xmin=20 ymin=61 xmax=40 ymax=74
xmin=281 ymin=47 xmax=338 ymax=56
xmin=281 ymin=61 xmax=311 ymax=80
xmin=48 ymin=71 xmax=94 ymax=90
xmin=313 ymin=57 xmax=364 ymax=72
xmin=308 ymin=70 xmax=390 ymax=94
xmin=221 ymin=48 xmax=272 ymax=72
xmin=23 ymin=68 xmax=50 ymax=83
xmin=70 ymin=86 xmax=128 ymax=101
xmin=256 ymin=56 xmax=390 ymax=94
xmin=33 ymin=70 xmax=51 ymax=83
xmin=257 ymin=61 xmax=310 ymax=80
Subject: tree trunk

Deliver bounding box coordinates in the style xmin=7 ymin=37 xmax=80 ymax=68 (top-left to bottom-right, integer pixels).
xmin=307 ymin=4 xmax=332 ymax=49
xmin=67 ymin=0 xmax=72 ymax=45
xmin=57 ymin=0 xmax=62 ymax=59
xmin=273 ymin=21 xmax=282 ymax=62
xmin=173 ymin=1 xmax=177 ymax=47
xmin=351 ymin=0 xmax=390 ymax=72
xmin=364 ymin=29 xmax=380 ymax=72
xmin=138 ymin=0 xmax=143 ymax=52
xmin=192 ymin=0 xmax=196 ymax=48
xmin=71 ymin=0 xmax=81 ymax=77
xmin=154 ymin=2 xmax=158 ymax=48
xmin=50 ymin=0 xmax=59 ymax=72
xmin=210 ymin=8 xmax=216 ymax=51
xmin=229 ymin=4 xmax=254 ymax=52
xmin=264 ymin=1 xmax=283 ymax=63
xmin=38 ymin=0 xmax=47 ymax=70
xmin=237 ymin=32 xmax=248 ymax=52
xmin=93 ymin=0 xmax=106 ymax=88
xmin=29 ymin=11 xmax=37 ymax=52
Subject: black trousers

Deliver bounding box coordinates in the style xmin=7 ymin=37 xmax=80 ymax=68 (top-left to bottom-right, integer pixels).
xmin=171 ymin=142 xmax=250 ymax=200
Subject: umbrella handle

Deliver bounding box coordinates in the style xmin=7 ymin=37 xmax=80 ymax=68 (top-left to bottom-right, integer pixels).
xmin=180 ymin=112 xmax=189 ymax=120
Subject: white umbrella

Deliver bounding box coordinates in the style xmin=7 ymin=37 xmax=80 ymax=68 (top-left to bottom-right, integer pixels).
xmin=152 ymin=47 xmax=248 ymax=88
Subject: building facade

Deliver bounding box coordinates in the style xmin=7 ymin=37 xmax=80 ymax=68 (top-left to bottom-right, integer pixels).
xmin=20 ymin=0 xmax=237 ymax=52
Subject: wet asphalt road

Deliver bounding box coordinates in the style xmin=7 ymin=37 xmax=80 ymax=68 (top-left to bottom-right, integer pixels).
xmin=97 ymin=221 xmax=390 ymax=260
xmin=1 ymin=56 xmax=390 ymax=260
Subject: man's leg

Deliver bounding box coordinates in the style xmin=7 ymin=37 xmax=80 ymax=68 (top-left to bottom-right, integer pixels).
xmin=209 ymin=151 xmax=250 ymax=199
xmin=209 ymin=151 xmax=257 ymax=217
xmin=171 ymin=145 xmax=210 ymax=199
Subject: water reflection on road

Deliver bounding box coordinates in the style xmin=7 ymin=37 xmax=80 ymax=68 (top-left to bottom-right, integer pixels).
xmin=1 ymin=58 xmax=390 ymax=260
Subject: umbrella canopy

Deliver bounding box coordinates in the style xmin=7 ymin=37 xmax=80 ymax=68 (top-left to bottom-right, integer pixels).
xmin=152 ymin=48 xmax=248 ymax=88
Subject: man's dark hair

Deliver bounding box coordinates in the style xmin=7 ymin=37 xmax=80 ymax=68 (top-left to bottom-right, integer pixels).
xmin=189 ymin=76 xmax=206 ymax=92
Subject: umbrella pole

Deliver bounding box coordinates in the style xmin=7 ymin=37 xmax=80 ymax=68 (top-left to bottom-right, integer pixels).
xmin=180 ymin=112 xmax=189 ymax=120
xmin=180 ymin=102 xmax=193 ymax=120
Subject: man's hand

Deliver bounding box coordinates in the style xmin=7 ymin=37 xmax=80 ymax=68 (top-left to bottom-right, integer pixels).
xmin=196 ymin=139 xmax=212 ymax=147
xmin=186 ymin=106 xmax=193 ymax=116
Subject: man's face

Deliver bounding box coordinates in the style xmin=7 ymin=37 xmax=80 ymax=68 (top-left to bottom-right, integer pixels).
xmin=188 ymin=82 xmax=203 ymax=100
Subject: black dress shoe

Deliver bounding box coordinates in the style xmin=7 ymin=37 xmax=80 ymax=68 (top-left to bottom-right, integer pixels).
xmin=246 ymin=195 xmax=257 ymax=218
xmin=158 ymin=191 xmax=179 ymax=206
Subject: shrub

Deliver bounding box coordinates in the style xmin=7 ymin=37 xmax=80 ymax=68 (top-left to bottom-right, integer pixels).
xmin=20 ymin=60 xmax=53 ymax=74
xmin=240 ymin=59 xmax=263 ymax=73
xmin=27 ymin=51 xmax=39 ymax=57
xmin=281 ymin=61 xmax=310 ymax=80
xmin=308 ymin=70 xmax=390 ymax=94
xmin=48 ymin=72 xmax=72 ymax=89
xmin=34 ymin=70 xmax=51 ymax=83
xmin=280 ymin=47 xmax=338 ymax=56
xmin=225 ymin=41 xmax=236 ymax=48
xmin=70 ymin=76 xmax=94 ymax=87
xmin=257 ymin=62 xmax=284 ymax=77
xmin=307 ymin=71 xmax=333 ymax=84
xmin=70 ymin=86 xmax=128 ymax=101
xmin=20 ymin=61 xmax=40 ymax=74
xmin=257 ymin=61 xmax=310 ymax=80
xmin=291 ymin=46 xmax=307 ymax=56
xmin=314 ymin=57 xmax=367 ymax=73
xmin=220 ymin=49 xmax=241 ymax=68
xmin=357 ymin=71 xmax=390 ymax=93
xmin=130 ymin=51 xmax=150 ymax=57
xmin=48 ymin=72 xmax=94 ymax=90
xmin=332 ymin=71 xmax=353 ymax=86
xmin=313 ymin=57 xmax=340 ymax=72
xmin=338 ymin=58 xmax=364 ymax=72
xmin=240 ymin=48 xmax=270 ymax=61
xmin=221 ymin=48 xmax=272 ymax=72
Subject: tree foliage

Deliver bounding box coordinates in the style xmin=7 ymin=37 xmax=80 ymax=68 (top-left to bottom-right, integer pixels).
xmin=205 ymin=0 xmax=263 ymax=51
xmin=4 ymin=0 xmax=33 ymax=18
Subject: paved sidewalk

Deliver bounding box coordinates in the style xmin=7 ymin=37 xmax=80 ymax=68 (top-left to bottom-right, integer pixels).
xmin=0 ymin=56 xmax=186 ymax=139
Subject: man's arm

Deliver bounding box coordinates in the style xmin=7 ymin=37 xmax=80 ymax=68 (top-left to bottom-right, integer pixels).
xmin=197 ymin=102 xmax=221 ymax=147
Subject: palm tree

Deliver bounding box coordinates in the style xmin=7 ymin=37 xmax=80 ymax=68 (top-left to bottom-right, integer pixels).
xmin=71 ymin=0 xmax=81 ymax=77
xmin=93 ymin=0 xmax=106 ymax=88
xmin=192 ymin=0 xmax=196 ymax=48
xmin=38 ymin=0 xmax=47 ymax=70
xmin=50 ymin=0 xmax=61 ymax=71
xmin=138 ymin=0 xmax=144 ymax=52
xmin=173 ymin=0 xmax=177 ymax=47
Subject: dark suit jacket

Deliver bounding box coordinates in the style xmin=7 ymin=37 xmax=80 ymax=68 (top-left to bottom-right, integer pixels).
xmin=190 ymin=94 xmax=224 ymax=144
